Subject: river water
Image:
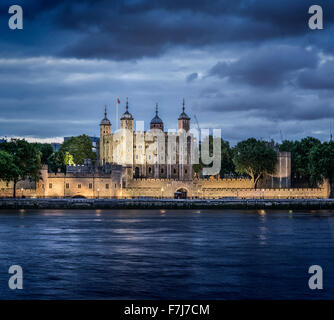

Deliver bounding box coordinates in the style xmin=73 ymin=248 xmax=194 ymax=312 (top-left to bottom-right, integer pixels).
xmin=0 ymin=209 xmax=333 ymax=299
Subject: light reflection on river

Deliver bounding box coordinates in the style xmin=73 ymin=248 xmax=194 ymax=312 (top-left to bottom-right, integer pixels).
xmin=0 ymin=209 xmax=333 ymax=299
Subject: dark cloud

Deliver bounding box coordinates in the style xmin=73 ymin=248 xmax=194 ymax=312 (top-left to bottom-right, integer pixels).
xmin=1 ymin=0 xmax=334 ymax=60
xmin=0 ymin=1 xmax=334 ymax=143
xmin=297 ymin=60 xmax=334 ymax=90
xmin=186 ymin=72 xmax=198 ymax=83
xmin=209 ymin=45 xmax=318 ymax=87
xmin=199 ymin=83 xmax=334 ymax=121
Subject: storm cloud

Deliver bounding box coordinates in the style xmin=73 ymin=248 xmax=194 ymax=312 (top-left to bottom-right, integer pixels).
xmin=0 ymin=0 xmax=334 ymax=144
xmin=209 ymin=45 xmax=318 ymax=87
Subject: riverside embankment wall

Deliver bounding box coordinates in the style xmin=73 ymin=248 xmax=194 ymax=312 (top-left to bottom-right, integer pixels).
xmin=1 ymin=198 xmax=334 ymax=210
xmin=1 ymin=177 xmax=330 ymax=199
xmin=121 ymin=178 xmax=329 ymax=199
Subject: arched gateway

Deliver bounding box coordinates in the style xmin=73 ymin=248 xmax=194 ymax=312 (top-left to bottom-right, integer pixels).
xmin=72 ymin=195 xmax=87 ymax=199
xmin=174 ymin=188 xmax=188 ymax=199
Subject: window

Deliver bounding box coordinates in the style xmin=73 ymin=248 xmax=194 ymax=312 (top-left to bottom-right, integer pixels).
xmin=78 ymin=184 xmax=81 ymax=189
xmin=106 ymin=184 xmax=109 ymax=189
xmin=161 ymin=168 xmax=164 ymax=174
xmin=148 ymin=167 xmax=152 ymax=174
xmin=6 ymin=182 xmax=9 ymax=188
xmin=185 ymin=169 xmax=188 ymax=174
xmin=66 ymin=183 xmax=69 ymax=189
xmin=173 ymin=168 xmax=176 ymax=174
xmin=89 ymin=183 xmax=93 ymax=189
xmin=49 ymin=183 xmax=52 ymax=189
xmin=115 ymin=184 xmax=117 ymax=189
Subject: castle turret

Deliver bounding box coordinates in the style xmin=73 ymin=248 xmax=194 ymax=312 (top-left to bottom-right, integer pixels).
xmin=99 ymin=105 xmax=111 ymax=165
xmin=150 ymin=103 xmax=164 ymax=131
xmin=100 ymin=105 xmax=111 ymax=137
xmin=178 ymin=98 xmax=190 ymax=132
xmin=120 ymin=98 xmax=134 ymax=131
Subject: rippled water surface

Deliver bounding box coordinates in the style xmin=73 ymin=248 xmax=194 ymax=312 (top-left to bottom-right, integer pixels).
xmin=0 ymin=209 xmax=333 ymax=299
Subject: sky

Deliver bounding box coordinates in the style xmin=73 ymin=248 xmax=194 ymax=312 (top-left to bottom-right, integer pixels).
xmin=1 ymin=0 xmax=334 ymax=144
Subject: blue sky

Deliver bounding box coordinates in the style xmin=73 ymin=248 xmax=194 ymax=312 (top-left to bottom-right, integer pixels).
xmin=1 ymin=0 xmax=334 ymax=144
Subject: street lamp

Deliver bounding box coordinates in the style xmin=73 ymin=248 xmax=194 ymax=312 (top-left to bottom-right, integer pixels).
xmin=97 ymin=188 xmax=100 ymax=199
xmin=21 ymin=188 xmax=24 ymax=198
xmin=161 ymin=187 xmax=164 ymax=199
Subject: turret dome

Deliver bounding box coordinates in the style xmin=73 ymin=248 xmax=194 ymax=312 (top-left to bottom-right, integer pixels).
xmin=178 ymin=98 xmax=190 ymax=120
xmin=100 ymin=105 xmax=111 ymax=125
xmin=120 ymin=98 xmax=133 ymax=120
xmin=150 ymin=103 xmax=164 ymax=130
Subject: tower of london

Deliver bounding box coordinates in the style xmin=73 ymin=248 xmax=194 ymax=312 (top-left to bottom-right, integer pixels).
xmin=99 ymin=98 xmax=194 ymax=181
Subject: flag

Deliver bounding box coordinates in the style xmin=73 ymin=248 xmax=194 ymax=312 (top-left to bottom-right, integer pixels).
xmin=117 ymin=98 xmax=120 ymax=104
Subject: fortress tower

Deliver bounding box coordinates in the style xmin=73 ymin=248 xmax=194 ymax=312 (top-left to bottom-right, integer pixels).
xmin=100 ymin=105 xmax=111 ymax=136
xmin=99 ymin=106 xmax=111 ymax=165
xmin=178 ymin=99 xmax=190 ymax=132
xmin=99 ymin=98 xmax=194 ymax=180
xmin=120 ymin=98 xmax=134 ymax=131
xmin=150 ymin=103 xmax=164 ymax=131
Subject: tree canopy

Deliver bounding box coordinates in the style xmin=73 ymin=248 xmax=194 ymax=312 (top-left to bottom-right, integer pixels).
xmin=0 ymin=139 xmax=42 ymax=197
xmin=58 ymin=135 xmax=96 ymax=166
xmin=0 ymin=150 xmax=20 ymax=185
xmin=193 ymin=136 xmax=235 ymax=178
xmin=233 ymin=138 xmax=277 ymax=188
xmin=33 ymin=143 xmax=54 ymax=164
xmin=309 ymin=141 xmax=334 ymax=187
xmin=280 ymin=137 xmax=321 ymax=185
xmin=46 ymin=135 xmax=96 ymax=173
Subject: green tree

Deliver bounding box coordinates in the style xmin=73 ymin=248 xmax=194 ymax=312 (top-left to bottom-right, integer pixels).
xmin=193 ymin=136 xmax=235 ymax=178
xmin=233 ymin=138 xmax=277 ymax=189
xmin=0 ymin=150 xmax=20 ymax=187
xmin=64 ymin=152 xmax=75 ymax=165
xmin=33 ymin=143 xmax=54 ymax=164
xmin=59 ymin=135 xmax=96 ymax=165
xmin=309 ymin=141 xmax=334 ymax=189
xmin=280 ymin=137 xmax=321 ymax=185
xmin=0 ymin=139 xmax=42 ymax=197
xmin=47 ymin=151 xmax=65 ymax=173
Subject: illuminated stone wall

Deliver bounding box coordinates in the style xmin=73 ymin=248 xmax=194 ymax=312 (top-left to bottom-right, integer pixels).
xmin=0 ymin=167 xmax=329 ymax=199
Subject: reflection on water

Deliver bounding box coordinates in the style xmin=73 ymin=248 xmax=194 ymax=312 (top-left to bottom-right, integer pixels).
xmin=0 ymin=209 xmax=333 ymax=299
